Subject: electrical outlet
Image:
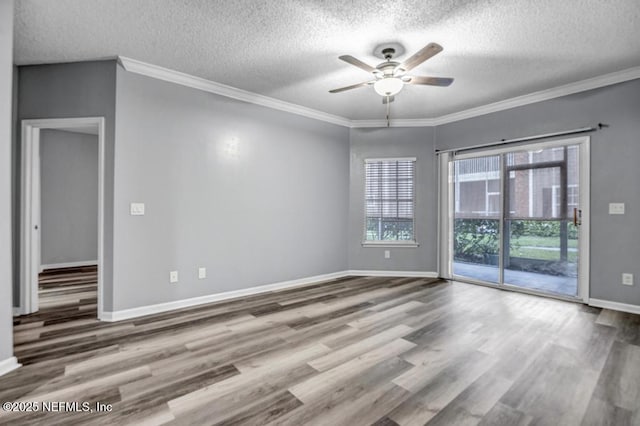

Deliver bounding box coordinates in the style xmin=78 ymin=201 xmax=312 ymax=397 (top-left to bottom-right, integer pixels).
xmin=622 ymin=273 xmax=634 ymax=286
xmin=170 ymin=270 xmax=179 ymax=283
xmin=198 ymin=267 xmax=207 ymax=279
xmin=609 ymin=203 xmax=625 ymax=215
xmin=384 ymin=250 xmax=391 ymax=259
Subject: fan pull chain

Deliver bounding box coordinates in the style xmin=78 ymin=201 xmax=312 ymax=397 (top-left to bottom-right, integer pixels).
xmin=386 ymin=95 xmax=391 ymax=127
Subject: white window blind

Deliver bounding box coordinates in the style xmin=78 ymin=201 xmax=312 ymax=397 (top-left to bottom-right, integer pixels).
xmin=364 ymin=158 xmax=416 ymax=243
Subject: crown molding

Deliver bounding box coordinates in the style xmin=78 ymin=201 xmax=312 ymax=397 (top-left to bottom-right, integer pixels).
xmin=428 ymin=66 xmax=640 ymax=126
xmin=117 ymin=56 xmax=351 ymax=128
xmin=350 ymin=118 xmax=439 ymax=128
xmin=118 ymin=56 xmax=640 ymax=129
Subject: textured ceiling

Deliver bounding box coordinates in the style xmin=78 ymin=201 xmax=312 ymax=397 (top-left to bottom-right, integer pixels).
xmin=14 ymin=0 xmax=640 ymax=120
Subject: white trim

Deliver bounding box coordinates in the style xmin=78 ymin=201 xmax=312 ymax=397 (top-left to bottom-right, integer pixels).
xmin=361 ymin=242 xmax=419 ymax=248
xmin=13 ymin=307 xmax=26 ymax=317
xmin=437 ymin=152 xmax=453 ymax=279
xmin=352 ymin=119 xmax=438 ymax=128
xmin=117 ymin=57 xmax=640 ymax=129
xmin=41 ymin=260 xmax=98 ymax=270
xmin=20 ymin=123 xmax=39 ymax=314
xmin=589 ymin=298 xmax=640 ymax=315
xmin=102 ymin=271 xmax=350 ymax=322
xmin=347 ymin=270 xmax=439 ymax=278
xmin=20 ymin=117 xmax=105 ymax=320
xmin=101 ymin=270 xmax=440 ymax=322
xmin=19 ymin=117 xmax=106 ymax=130
xmin=429 ymin=67 xmax=640 ymax=125
xmin=578 ymin=138 xmax=590 ymax=303
xmin=0 ymin=357 xmax=21 ymax=377
xmin=117 ymin=56 xmax=351 ymax=128
xmin=364 ymin=157 xmax=417 ymax=163
xmin=354 ymin=67 xmax=640 ymax=128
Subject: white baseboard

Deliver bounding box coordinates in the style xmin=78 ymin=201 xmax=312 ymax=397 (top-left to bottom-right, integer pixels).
xmin=41 ymin=260 xmax=98 ymax=271
xmin=102 ymin=270 xmax=350 ymax=322
xmin=589 ymin=298 xmax=640 ymax=315
xmin=0 ymin=356 xmax=21 ymax=377
xmin=13 ymin=306 xmax=26 ymax=317
xmin=102 ymin=270 xmax=440 ymax=322
xmin=347 ymin=270 xmax=439 ymax=278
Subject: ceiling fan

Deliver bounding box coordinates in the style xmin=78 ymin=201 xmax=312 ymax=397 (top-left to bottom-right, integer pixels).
xmin=329 ymin=42 xmax=454 ymax=106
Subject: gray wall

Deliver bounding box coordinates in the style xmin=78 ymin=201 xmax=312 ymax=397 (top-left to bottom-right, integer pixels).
xmin=435 ymin=78 xmax=640 ymax=306
xmin=112 ymin=66 xmax=349 ymax=311
xmin=16 ymin=61 xmax=116 ymax=309
xmin=348 ymin=127 xmax=438 ymax=273
xmin=13 ymin=56 xmax=639 ymax=318
xmin=40 ymin=130 xmax=98 ymax=266
xmin=0 ymin=0 xmax=14 ymax=363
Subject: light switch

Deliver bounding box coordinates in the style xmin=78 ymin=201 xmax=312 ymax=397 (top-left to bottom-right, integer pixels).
xmin=198 ymin=267 xmax=207 ymax=279
xmin=384 ymin=250 xmax=391 ymax=259
xmin=130 ymin=203 xmax=145 ymax=216
xmin=609 ymin=203 xmax=625 ymax=215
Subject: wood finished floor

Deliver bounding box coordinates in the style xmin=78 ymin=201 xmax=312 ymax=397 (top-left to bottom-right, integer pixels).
xmin=37 ymin=265 xmax=98 ymax=312
xmin=3 ymin=271 xmax=640 ymax=425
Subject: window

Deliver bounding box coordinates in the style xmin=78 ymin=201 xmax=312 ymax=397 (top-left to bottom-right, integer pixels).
xmin=457 ymin=179 xmax=500 ymax=215
xmin=552 ymin=184 xmax=579 ymax=217
xmin=364 ymin=158 xmax=416 ymax=245
xmin=454 ymin=156 xmax=500 ymax=217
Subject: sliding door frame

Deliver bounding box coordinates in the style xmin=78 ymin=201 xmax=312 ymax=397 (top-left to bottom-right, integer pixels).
xmin=443 ymin=136 xmax=590 ymax=303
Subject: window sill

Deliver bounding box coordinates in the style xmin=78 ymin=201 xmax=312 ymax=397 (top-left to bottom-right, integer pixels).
xmin=361 ymin=241 xmax=419 ymax=248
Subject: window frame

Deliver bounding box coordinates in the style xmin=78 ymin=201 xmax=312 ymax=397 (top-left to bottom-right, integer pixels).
xmin=552 ymin=183 xmax=579 ymax=218
xmin=362 ymin=157 xmax=418 ymax=248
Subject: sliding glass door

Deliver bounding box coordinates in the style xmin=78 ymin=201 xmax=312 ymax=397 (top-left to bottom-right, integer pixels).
xmin=452 ymin=155 xmax=501 ymax=283
xmin=450 ymin=138 xmax=588 ymax=300
xmin=503 ymin=145 xmax=580 ymax=296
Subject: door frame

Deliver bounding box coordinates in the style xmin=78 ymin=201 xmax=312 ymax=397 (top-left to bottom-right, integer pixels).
xmin=20 ymin=117 xmax=106 ymax=318
xmin=447 ymin=136 xmax=590 ymax=303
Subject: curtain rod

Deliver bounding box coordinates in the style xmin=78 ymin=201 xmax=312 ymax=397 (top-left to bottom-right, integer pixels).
xmin=435 ymin=123 xmax=608 ymax=155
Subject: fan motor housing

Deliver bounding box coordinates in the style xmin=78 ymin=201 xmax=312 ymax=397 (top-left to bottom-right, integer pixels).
xmin=373 ymin=42 xmax=406 ymax=60
xmin=377 ymin=61 xmax=400 ymax=76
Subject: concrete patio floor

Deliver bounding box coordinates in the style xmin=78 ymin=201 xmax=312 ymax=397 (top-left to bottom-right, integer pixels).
xmin=453 ymin=261 xmax=578 ymax=297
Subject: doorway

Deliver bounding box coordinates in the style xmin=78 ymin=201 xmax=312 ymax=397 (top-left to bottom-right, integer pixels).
xmin=20 ymin=117 xmax=105 ymax=319
xmin=448 ymin=137 xmax=589 ymax=301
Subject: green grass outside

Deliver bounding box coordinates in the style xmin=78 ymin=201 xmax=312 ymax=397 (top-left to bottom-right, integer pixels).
xmin=510 ymin=235 xmax=578 ymax=262
xmin=513 ymin=235 xmax=578 ymax=249
xmin=509 ymin=246 xmax=578 ymax=262
xmin=454 ymin=231 xmax=579 ymax=262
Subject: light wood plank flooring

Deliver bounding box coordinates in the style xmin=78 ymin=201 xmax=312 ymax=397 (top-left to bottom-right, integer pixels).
xmin=3 ymin=273 xmax=640 ymax=425
xmin=37 ymin=265 xmax=98 ymax=313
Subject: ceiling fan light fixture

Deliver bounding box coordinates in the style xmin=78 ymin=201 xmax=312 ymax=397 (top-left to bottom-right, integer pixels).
xmin=329 ymin=42 xmax=453 ymax=104
xmin=374 ymin=77 xmax=404 ymax=97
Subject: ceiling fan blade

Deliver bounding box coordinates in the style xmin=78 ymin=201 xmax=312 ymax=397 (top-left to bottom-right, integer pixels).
xmin=339 ymin=55 xmax=377 ymax=73
xmin=329 ymin=81 xmax=373 ymax=93
xmin=382 ymin=96 xmax=395 ymax=104
xmin=406 ymin=76 xmax=454 ymax=87
xmin=399 ymin=43 xmax=443 ymax=72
